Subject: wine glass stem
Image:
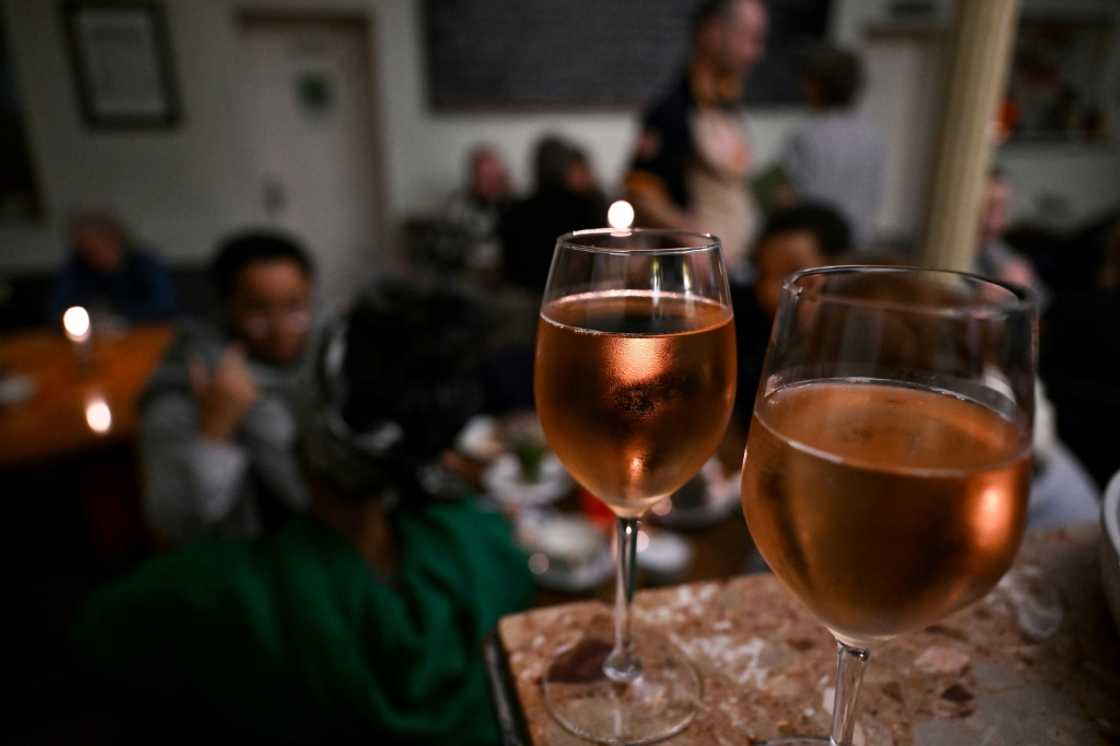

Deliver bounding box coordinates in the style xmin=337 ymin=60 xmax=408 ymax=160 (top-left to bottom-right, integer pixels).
xmin=829 ymin=641 xmax=870 ymax=746
xmin=604 ymin=516 xmax=640 ymax=682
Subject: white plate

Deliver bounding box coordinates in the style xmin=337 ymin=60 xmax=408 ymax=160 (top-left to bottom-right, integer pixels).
xmin=517 ymin=510 xmax=613 ymax=592
xmin=1101 ymin=469 xmax=1120 ymax=634
xmin=535 ymin=545 xmax=614 ymax=592
xmin=637 ymin=529 xmax=692 ymax=577
xmin=483 ymin=453 xmax=571 ymax=508
xmin=455 ymin=415 xmax=504 ymax=462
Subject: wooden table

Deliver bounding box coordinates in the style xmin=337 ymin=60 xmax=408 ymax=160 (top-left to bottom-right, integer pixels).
xmin=491 ymin=525 xmax=1120 ymax=745
xmin=0 ymin=325 xmax=172 ymax=468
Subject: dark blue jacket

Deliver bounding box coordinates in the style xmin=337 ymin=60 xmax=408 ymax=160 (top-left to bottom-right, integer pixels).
xmin=50 ymin=249 xmax=177 ymax=322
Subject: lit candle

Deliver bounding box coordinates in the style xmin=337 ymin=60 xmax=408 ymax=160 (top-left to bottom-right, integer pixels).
xmin=62 ymin=306 xmax=91 ymax=343
xmin=608 ymin=199 xmax=634 ymax=234
xmin=62 ymin=305 xmax=93 ymax=371
xmin=85 ymin=396 xmax=112 ymax=434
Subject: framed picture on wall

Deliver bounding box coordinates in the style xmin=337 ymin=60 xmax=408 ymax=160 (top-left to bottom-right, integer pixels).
xmin=62 ymin=1 xmax=181 ymax=129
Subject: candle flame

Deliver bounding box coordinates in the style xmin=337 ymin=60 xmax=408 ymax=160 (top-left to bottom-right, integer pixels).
xmin=85 ymin=397 xmax=112 ymax=434
xmin=607 ymin=200 xmax=635 ymax=231
xmin=63 ymin=306 xmax=91 ymax=342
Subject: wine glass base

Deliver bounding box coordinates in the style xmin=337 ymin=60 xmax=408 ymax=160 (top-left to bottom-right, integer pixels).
xmin=542 ymin=634 xmax=700 ymax=744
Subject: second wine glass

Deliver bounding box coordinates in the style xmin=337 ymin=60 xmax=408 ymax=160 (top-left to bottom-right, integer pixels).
xmin=741 ymin=266 xmax=1037 ymax=745
xmin=534 ymin=229 xmax=737 ymax=744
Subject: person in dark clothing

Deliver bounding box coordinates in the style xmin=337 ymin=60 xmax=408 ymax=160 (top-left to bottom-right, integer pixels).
xmin=731 ymin=203 xmax=851 ymax=426
xmin=1041 ymin=220 xmax=1120 ymax=488
xmin=624 ymin=0 xmax=768 ymax=271
xmin=74 ymin=279 xmax=534 ymax=744
xmin=50 ymin=211 xmax=177 ymax=323
xmin=500 ymin=135 xmax=607 ymax=293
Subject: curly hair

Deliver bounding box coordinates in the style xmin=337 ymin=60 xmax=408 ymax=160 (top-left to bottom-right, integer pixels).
xmin=300 ymin=278 xmax=493 ymax=505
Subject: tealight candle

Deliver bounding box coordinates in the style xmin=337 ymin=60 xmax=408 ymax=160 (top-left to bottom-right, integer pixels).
xmin=62 ymin=306 xmax=91 ymax=343
xmin=607 ymin=199 xmax=634 ymax=234
xmin=85 ymin=396 xmax=112 ymax=434
xmin=62 ymin=305 xmax=93 ymax=371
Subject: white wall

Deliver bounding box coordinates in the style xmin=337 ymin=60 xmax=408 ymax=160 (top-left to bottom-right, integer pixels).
xmin=2 ymin=0 xmax=1118 ymax=272
xmin=1002 ymin=147 xmax=1120 ymax=227
xmin=0 ymin=0 xmax=398 ymax=271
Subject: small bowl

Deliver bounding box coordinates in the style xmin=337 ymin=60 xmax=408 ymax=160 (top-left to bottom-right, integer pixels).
xmin=1101 ymin=470 xmax=1120 ymax=634
xmin=516 ymin=510 xmax=613 ymax=592
xmin=637 ymin=528 xmax=692 ymax=579
xmin=482 ymin=453 xmax=571 ymax=508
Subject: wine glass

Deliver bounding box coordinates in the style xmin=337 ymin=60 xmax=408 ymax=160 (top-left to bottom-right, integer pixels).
xmin=740 ymin=266 xmax=1037 ymax=745
xmin=535 ymin=229 xmax=737 ymax=743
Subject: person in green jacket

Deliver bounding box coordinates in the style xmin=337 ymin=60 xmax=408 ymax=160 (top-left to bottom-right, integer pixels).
xmin=73 ymin=279 xmax=535 ymax=744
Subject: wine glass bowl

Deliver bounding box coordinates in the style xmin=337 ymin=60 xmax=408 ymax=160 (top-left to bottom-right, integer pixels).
xmin=537 ymin=289 xmax=735 ymax=518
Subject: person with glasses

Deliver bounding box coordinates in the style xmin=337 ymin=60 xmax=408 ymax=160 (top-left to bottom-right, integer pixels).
xmin=138 ymin=231 xmax=316 ymax=546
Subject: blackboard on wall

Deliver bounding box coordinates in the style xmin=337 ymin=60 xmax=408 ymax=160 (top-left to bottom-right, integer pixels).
xmin=424 ymin=0 xmax=833 ymax=111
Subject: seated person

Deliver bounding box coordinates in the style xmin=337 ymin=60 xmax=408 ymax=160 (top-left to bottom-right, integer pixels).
xmin=50 ymin=210 xmax=177 ymax=323
xmin=73 ymin=280 xmax=534 ymax=744
xmin=140 ymin=231 xmax=314 ymax=546
xmin=1041 ymin=220 xmax=1120 ymax=488
xmin=501 ymin=135 xmax=607 ymax=293
xmin=976 ymin=168 xmax=1047 ymax=303
xmin=731 ymin=202 xmax=851 ymax=427
xmin=443 ymin=144 xmax=513 ymax=271
xmin=1027 ymin=381 xmax=1100 ymax=528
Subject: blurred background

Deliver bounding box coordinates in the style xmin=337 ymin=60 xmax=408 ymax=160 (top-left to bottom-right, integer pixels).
xmin=2 ymin=0 xmax=1116 ymax=297
xmin=1 ymin=0 xmax=1118 ymax=742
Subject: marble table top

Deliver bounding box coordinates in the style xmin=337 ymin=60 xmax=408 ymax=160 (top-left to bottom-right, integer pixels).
xmin=493 ymin=525 xmax=1120 ymax=745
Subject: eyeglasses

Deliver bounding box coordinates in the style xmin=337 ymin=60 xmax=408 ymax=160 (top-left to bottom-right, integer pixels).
xmin=240 ymin=306 xmax=311 ymax=339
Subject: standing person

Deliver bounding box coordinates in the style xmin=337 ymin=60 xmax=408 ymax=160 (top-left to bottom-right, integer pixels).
xmin=624 ymin=0 xmax=768 ymax=272
xmin=501 ymin=135 xmax=607 ymax=293
xmin=443 ymin=145 xmax=512 ymax=272
xmin=139 ymin=231 xmax=315 ymax=546
xmin=74 ymin=281 xmax=533 ymax=744
xmin=50 ymin=211 xmax=177 ymax=323
xmin=779 ymin=45 xmax=886 ymax=250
